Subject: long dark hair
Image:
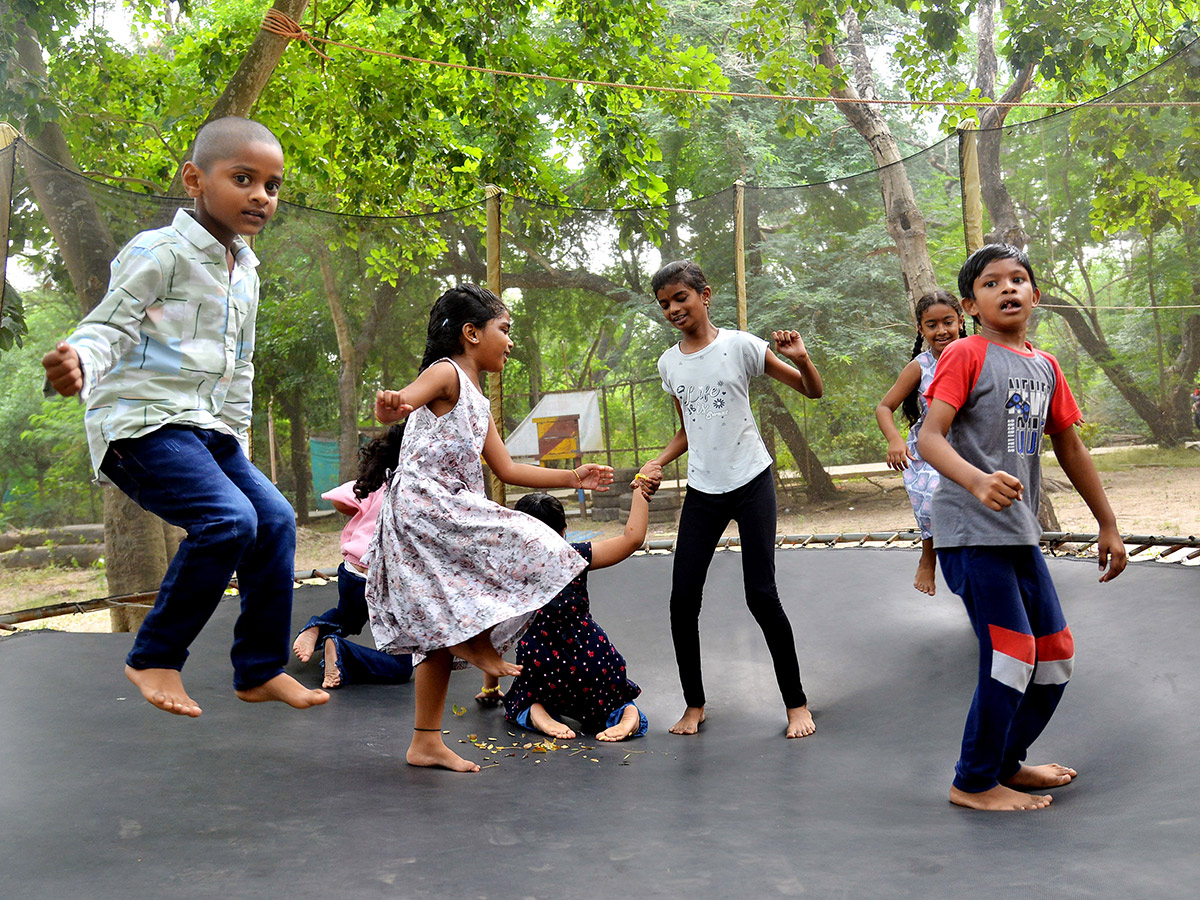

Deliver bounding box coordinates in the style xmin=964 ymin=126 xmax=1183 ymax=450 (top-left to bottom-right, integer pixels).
xmin=419 ymin=283 xmax=508 ymax=371
xmin=514 ymin=492 xmax=567 ymax=536
xmin=901 ymin=291 xmax=967 ymax=426
xmin=353 ymin=423 xmax=405 ymax=499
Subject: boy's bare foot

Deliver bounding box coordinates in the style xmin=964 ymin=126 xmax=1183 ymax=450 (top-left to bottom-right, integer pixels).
xmin=450 ymin=635 xmax=522 ymax=678
xmin=1003 ymin=763 xmax=1077 ymax=789
xmin=407 ymin=734 xmax=480 ymax=772
xmin=236 ymin=673 xmax=330 ymax=708
xmin=529 ymin=702 xmax=576 ymax=739
xmin=322 ymin=638 xmax=342 ymax=690
xmin=914 ymin=562 xmax=937 ymax=596
xmin=597 ymin=704 xmax=641 ymax=741
xmin=668 ymin=705 xmax=706 ymax=735
xmin=949 ymin=784 xmax=1053 ymax=811
xmin=786 ymin=705 xmax=815 ymax=739
xmin=292 ymin=626 xmax=319 ymax=662
xmin=125 ymin=665 xmax=202 ymax=717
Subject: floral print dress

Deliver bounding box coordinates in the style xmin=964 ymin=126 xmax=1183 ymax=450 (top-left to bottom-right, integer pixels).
xmin=364 ymin=359 xmax=585 ymax=665
xmin=504 ymin=543 xmax=642 ymax=733
xmin=903 ymin=349 xmax=941 ymax=540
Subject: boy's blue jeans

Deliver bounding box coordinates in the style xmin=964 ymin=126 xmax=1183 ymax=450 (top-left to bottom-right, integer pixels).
xmin=938 ymin=546 xmax=1074 ymax=793
xmin=101 ymin=425 xmax=295 ymax=691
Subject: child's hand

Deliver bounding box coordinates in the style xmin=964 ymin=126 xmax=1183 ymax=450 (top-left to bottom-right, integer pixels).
xmin=772 ymin=330 xmax=810 ymax=365
xmin=1095 ymin=525 xmax=1127 ymax=583
xmin=886 ymin=440 xmax=913 ymax=471
xmin=42 ymin=341 xmax=84 ymax=397
xmin=575 ymin=464 xmax=614 ymax=492
xmin=632 ymin=463 xmax=662 ymax=499
xmin=375 ymin=390 xmax=413 ymax=424
xmin=971 ymin=470 xmax=1024 ymax=511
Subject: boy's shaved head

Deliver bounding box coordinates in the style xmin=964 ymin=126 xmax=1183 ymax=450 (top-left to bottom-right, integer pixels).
xmin=192 ymin=117 xmax=282 ymax=171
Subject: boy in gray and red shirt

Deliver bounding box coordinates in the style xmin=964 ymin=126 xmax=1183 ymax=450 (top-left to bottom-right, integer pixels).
xmin=918 ymin=244 xmax=1126 ymax=812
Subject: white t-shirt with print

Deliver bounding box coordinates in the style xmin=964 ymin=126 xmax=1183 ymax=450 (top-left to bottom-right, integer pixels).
xmin=658 ymin=328 xmax=773 ymax=494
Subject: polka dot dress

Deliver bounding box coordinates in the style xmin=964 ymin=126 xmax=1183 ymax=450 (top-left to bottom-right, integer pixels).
xmin=504 ymin=543 xmax=641 ymax=733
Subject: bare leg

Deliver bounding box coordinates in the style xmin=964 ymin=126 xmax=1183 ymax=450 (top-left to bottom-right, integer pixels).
xmin=914 ymin=539 xmax=937 ymax=596
xmin=786 ymin=705 xmax=815 ymax=739
xmin=292 ymin=625 xmax=319 ymax=662
xmin=449 ymin=630 xmax=521 ymax=678
xmin=1003 ymin=763 xmax=1077 ymax=789
xmin=236 ymin=673 xmax=330 ymax=708
xmin=950 ymin=784 xmax=1053 ymax=811
xmin=528 ymin=702 xmax=575 ymax=740
xmin=322 ymin=637 xmax=342 ymax=689
xmin=475 ymin=672 xmax=504 ymax=706
xmin=125 ymin=665 xmax=202 ymax=717
xmin=596 ymin=704 xmax=641 ymax=742
xmin=406 ymin=649 xmax=479 ymax=772
xmin=669 ymin=705 xmax=706 ymax=735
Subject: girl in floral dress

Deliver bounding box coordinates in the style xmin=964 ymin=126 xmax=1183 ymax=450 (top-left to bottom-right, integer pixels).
xmin=505 ymin=487 xmax=651 ymax=742
xmin=366 ymin=284 xmax=614 ymax=772
xmin=874 ymin=290 xmax=967 ymax=595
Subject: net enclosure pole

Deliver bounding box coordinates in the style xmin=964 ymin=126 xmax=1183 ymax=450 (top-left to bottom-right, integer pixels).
xmin=734 ymin=179 xmax=748 ymax=330
xmin=958 ymin=127 xmax=984 ymax=253
xmin=485 ymin=183 xmax=506 ymax=506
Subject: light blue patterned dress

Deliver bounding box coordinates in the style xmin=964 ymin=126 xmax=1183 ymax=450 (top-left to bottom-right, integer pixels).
xmin=903 ymin=350 xmax=941 ymax=540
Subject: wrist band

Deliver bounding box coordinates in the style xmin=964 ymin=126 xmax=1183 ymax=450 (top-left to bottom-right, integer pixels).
xmin=573 ymin=468 xmax=584 ymax=489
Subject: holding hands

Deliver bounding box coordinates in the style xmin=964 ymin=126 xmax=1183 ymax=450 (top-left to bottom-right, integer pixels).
xmin=633 ymin=462 xmax=662 ymax=500
xmin=42 ymin=342 xmax=84 ymax=397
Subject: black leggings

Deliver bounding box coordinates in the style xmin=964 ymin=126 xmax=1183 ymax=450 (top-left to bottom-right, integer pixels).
xmin=670 ymin=466 xmax=807 ymax=709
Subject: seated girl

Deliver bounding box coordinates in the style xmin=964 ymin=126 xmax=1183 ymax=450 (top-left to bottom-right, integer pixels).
xmin=505 ymin=483 xmax=651 ymax=741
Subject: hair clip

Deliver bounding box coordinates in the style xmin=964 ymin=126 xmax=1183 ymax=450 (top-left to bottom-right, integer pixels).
xmin=441 ymin=318 xmax=449 ymax=328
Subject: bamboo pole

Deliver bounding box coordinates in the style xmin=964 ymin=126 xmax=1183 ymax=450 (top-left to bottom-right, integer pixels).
xmin=485 ymin=183 xmax=506 ymax=505
xmin=958 ymin=127 xmax=985 ymax=253
xmin=734 ymin=179 xmax=747 ymax=330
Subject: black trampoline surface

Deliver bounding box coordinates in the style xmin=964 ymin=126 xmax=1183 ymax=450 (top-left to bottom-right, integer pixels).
xmin=1 ymin=548 xmax=1196 ymax=900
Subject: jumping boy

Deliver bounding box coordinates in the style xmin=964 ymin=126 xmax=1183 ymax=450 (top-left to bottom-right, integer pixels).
xmin=42 ymin=117 xmax=328 ymax=717
xmin=917 ymin=244 xmax=1126 ymax=811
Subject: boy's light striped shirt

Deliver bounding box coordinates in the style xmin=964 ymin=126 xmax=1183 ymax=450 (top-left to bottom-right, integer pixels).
xmin=65 ymin=208 xmax=260 ymax=480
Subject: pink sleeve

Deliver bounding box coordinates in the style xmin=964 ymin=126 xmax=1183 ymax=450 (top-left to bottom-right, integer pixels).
xmin=320 ymin=480 xmax=362 ymax=513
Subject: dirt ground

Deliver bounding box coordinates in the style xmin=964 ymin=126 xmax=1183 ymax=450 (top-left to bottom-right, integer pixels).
xmin=4 ymin=452 xmax=1198 ymax=634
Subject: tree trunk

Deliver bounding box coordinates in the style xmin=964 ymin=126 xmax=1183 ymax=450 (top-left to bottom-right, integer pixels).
xmin=279 ymin=393 xmax=312 ymax=524
xmin=165 ymin=0 xmax=310 ymax=195
xmin=818 ymin=9 xmax=939 ymax=307
xmin=760 ymin=386 xmax=837 ymax=501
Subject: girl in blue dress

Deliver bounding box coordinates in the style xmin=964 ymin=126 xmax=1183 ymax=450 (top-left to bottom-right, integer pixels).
xmin=874 ymin=290 xmax=967 ymax=595
xmin=504 ymin=486 xmax=651 ymax=741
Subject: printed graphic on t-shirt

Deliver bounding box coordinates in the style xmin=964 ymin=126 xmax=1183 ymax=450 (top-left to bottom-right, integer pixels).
xmin=676 ymin=381 xmax=728 ymax=421
xmin=1005 ymin=374 xmax=1050 ymax=455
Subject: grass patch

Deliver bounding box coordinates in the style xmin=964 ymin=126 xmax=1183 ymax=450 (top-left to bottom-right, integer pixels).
xmin=1044 ymin=445 xmax=1200 ymax=473
xmin=0 ymin=564 xmax=108 ymax=616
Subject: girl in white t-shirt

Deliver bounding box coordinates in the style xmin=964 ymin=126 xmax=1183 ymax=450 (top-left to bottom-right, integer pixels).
xmin=637 ymin=260 xmax=824 ymax=739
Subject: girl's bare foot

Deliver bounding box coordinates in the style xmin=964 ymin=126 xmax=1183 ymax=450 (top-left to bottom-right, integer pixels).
xmin=292 ymin=626 xmax=319 ymax=662
xmin=450 ymin=634 xmax=522 ymax=678
xmin=236 ymin=673 xmax=330 ymax=708
xmin=786 ymin=705 xmax=815 ymax=738
xmin=125 ymin=665 xmax=202 ymax=717
xmin=914 ymin=562 xmax=937 ymax=595
xmin=529 ymin=702 xmax=575 ymax=739
xmin=949 ymin=784 xmax=1053 ymax=811
xmin=322 ymin=638 xmax=342 ymax=690
xmin=597 ymin=704 xmax=641 ymax=741
xmin=1004 ymin=763 xmax=1077 ymax=789
xmin=407 ymin=732 xmax=480 ymax=772
xmin=669 ymin=705 xmax=706 ymax=735
xmin=475 ymin=684 xmax=504 ymax=706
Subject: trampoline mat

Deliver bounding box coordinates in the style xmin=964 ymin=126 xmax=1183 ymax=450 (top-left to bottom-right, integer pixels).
xmin=1 ymin=548 xmax=1195 ymax=899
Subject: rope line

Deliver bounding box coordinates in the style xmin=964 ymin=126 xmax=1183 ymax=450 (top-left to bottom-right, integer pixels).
xmin=261 ymin=10 xmax=1200 ymax=111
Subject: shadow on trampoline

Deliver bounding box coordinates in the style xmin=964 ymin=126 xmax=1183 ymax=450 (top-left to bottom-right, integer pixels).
xmin=0 ymin=548 xmax=1195 ymax=899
